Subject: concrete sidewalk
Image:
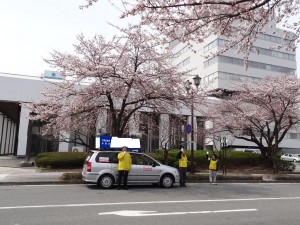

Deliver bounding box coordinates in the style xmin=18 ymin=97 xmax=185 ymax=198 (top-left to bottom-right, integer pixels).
xmin=0 ymin=155 xmax=75 ymax=185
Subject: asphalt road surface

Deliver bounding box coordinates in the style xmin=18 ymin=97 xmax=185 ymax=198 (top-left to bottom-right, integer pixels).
xmin=1 ymin=183 xmax=300 ymax=225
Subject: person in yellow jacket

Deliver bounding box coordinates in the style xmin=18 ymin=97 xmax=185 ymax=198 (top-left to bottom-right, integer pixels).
xmin=117 ymin=146 xmax=132 ymax=190
xmin=178 ymin=149 xmax=188 ymax=187
xmin=207 ymin=154 xmax=219 ymax=185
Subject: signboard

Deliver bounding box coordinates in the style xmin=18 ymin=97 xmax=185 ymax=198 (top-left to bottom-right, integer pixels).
xmin=95 ymin=136 xmax=140 ymax=152
xmin=186 ymin=124 xmax=192 ymax=134
xmin=99 ymin=136 xmax=112 ymax=149
xmin=42 ymin=70 xmax=64 ymax=80
xmin=110 ymin=137 xmax=140 ymax=152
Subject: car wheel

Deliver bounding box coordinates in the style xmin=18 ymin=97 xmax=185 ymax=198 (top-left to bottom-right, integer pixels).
xmin=293 ymin=159 xmax=297 ymax=162
xmin=98 ymin=174 xmax=114 ymax=189
xmin=160 ymin=174 xmax=174 ymax=188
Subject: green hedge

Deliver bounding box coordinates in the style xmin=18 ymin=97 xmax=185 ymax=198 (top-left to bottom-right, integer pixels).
xmin=151 ymin=149 xmax=264 ymax=169
xmin=35 ymin=149 xmax=293 ymax=172
xmin=35 ymin=152 xmax=86 ymax=169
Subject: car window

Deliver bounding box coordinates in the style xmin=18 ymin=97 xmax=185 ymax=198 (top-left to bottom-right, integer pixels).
xmin=85 ymin=151 xmax=95 ymax=162
xmin=110 ymin=152 xmax=119 ymax=164
xmin=141 ymin=155 xmax=157 ymax=165
xmin=130 ymin=154 xmax=157 ymax=166
xmin=95 ymin=152 xmax=118 ymax=164
xmin=134 ymin=154 xmax=146 ymax=165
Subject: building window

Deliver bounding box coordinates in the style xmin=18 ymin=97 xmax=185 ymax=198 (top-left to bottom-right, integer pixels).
xmin=203 ymin=38 xmax=295 ymax=61
xmin=214 ymin=55 xmax=296 ymax=75
xmin=176 ymin=57 xmax=190 ymax=69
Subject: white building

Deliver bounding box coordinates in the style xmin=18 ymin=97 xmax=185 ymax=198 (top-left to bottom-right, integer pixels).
xmin=0 ymin=72 xmax=83 ymax=157
xmin=169 ymin=21 xmax=300 ymax=153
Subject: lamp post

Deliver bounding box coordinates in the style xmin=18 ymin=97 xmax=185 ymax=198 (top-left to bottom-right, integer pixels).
xmin=222 ymin=137 xmax=228 ymax=175
xmin=186 ymin=75 xmax=201 ymax=174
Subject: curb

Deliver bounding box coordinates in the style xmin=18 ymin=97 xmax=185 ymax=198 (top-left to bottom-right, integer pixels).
xmin=0 ymin=180 xmax=84 ymax=186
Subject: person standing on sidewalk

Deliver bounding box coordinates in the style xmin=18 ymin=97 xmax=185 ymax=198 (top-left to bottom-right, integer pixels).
xmin=178 ymin=148 xmax=188 ymax=187
xmin=207 ymin=152 xmax=219 ymax=185
xmin=117 ymin=146 xmax=132 ymax=190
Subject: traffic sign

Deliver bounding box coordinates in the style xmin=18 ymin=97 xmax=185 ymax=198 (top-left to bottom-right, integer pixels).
xmin=186 ymin=124 xmax=192 ymax=133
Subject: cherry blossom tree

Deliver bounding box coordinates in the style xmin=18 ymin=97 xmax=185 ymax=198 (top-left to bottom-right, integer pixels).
xmin=82 ymin=0 xmax=298 ymax=58
xmin=27 ymin=27 xmax=191 ymax=139
xmin=206 ymin=75 xmax=300 ymax=172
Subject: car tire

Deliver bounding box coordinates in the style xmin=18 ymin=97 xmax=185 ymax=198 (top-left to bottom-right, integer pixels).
xmin=293 ymin=159 xmax=296 ymax=162
xmin=98 ymin=174 xmax=114 ymax=189
xmin=160 ymin=174 xmax=174 ymax=188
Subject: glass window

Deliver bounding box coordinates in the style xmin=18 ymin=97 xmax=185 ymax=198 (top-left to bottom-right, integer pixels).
xmin=289 ymin=55 xmax=295 ymax=60
xmin=271 ymin=65 xmax=278 ymax=71
xmin=96 ymin=152 xmax=117 ymax=164
xmin=264 ymin=35 xmax=271 ymax=41
xmin=204 ymin=46 xmax=209 ymax=52
xmin=251 ymin=62 xmax=259 ymax=68
xmin=259 ymin=63 xmax=266 ymax=69
xmin=272 ymin=51 xmax=278 ymax=57
xmin=290 ymin=133 xmax=298 ymax=139
xmin=218 ymin=39 xmax=225 ymax=46
xmin=233 ymin=58 xmax=241 ymax=65
xmin=204 ymin=61 xmax=209 ymax=68
xmin=277 ymin=52 xmax=283 ymax=58
xmin=266 ymin=65 xmax=271 ymax=70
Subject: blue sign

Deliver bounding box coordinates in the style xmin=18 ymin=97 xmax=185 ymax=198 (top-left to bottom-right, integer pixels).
xmin=100 ymin=136 xmax=112 ymax=148
xmin=186 ymin=124 xmax=192 ymax=134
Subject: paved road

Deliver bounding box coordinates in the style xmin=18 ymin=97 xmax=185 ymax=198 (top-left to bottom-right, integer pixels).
xmin=1 ymin=183 xmax=300 ymax=225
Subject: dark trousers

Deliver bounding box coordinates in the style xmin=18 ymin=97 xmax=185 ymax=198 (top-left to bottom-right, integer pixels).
xmin=179 ymin=167 xmax=187 ymax=186
xmin=118 ymin=170 xmax=129 ymax=188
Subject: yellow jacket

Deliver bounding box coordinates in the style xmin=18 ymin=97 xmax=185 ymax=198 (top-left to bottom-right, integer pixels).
xmin=118 ymin=152 xmax=132 ymax=171
xmin=179 ymin=155 xmax=188 ymax=168
xmin=209 ymin=159 xmax=219 ymax=171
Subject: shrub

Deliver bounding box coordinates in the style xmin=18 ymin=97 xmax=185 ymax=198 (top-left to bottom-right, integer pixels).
xmin=277 ymin=160 xmax=295 ymax=172
xmin=148 ymin=152 xmax=177 ymax=166
xmin=35 ymin=152 xmax=86 ymax=169
xmin=151 ymin=149 xmax=265 ymax=170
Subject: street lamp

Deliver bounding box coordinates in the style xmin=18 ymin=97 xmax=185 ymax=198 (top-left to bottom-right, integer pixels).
xmin=186 ymin=75 xmax=201 ymax=174
xmin=222 ymin=137 xmax=228 ymax=175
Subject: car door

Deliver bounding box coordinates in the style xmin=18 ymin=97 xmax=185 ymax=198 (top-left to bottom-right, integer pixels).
xmin=126 ymin=153 xmax=138 ymax=182
xmin=134 ymin=154 xmax=161 ymax=182
xmin=288 ymin=154 xmax=293 ymax=161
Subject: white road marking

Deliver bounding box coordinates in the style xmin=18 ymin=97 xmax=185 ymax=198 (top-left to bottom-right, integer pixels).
xmin=0 ymin=196 xmax=300 ymax=210
xmin=0 ymin=174 xmax=7 ymax=180
xmin=98 ymin=209 xmax=258 ymax=217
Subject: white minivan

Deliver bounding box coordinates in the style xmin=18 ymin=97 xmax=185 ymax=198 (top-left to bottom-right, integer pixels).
xmin=82 ymin=150 xmax=180 ymax=189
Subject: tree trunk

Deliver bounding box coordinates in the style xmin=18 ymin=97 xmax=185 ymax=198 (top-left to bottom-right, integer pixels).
xmin=163 ymin=149 xmax=169 ymax=165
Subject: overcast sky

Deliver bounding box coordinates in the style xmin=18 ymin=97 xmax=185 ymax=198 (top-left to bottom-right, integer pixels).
xmin=0 ymin=0 xmax=299 ymax=77
xmin=0 ymin=0 xmax=131 ymax=76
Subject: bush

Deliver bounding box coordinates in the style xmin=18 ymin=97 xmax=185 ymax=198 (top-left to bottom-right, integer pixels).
xmin=35 ymin=152 xmax=86 ymax=169
xmin=150 ymin=149 xmax=265 ymax=170
xmin=277 ymin=159 xmax=295 ymax=172
xmin=148 ymin=152 xmax=177 ymax=167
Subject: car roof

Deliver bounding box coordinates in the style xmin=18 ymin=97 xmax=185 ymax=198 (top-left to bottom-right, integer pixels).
xmin=92 ymin=150 xmax=144 ymax=155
